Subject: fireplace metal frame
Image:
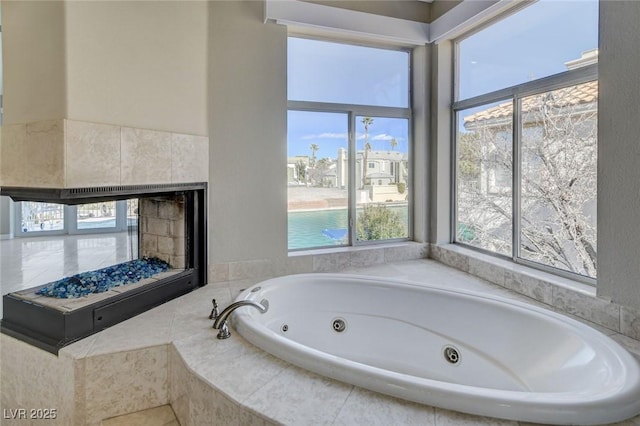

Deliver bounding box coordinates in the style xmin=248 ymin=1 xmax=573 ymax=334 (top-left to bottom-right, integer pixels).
xmin=1 ymin=183 xmax=207 ymax=354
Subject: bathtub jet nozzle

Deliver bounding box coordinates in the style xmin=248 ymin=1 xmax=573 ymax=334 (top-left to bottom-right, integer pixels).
xmin=212 ymin=299 xmax=269 ymax=339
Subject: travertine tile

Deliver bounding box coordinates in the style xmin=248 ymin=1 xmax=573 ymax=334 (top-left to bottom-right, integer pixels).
xmin=171 ymin=133 xmax=209 ymax=183
xmin=0 ymin=335 xmax=77 ymax=425
xmin=87 ymin=305 xmax=174 ymax=356
xmin=350 ymin=248 xmax=385 ymax=268
xmin=283 ymin=254 xmax=314 ymax=275
xmin=188 ymin=375 xmax=218 ymax=426
xmin=468 ymin=257 xmax=505 ymax=286
xmin=504 ymin=270 xmax=554 ymax=305
xmin=384 ymin=242 xmax=427 ymax=263
xmin=168 ymin=347 xmax=190 ymax=426
xmin=101 ymin=405 xmax=179 ymax=426
xmin=7 ymin=241 xmax=640 ymax=426
xmin=552 ymin=286 xmax=620 ymax=332
xmin=610 ymin=333 xmax=640 ymax=358
xmin=242 ymin=365 xmax=353 ymax=425
xmin=622 ymin=305 xmax=640 ymax=341
xmin=0 ymin=123 xmax=27 ymax=186
xmin=312 ymin=251 xmax=351 ymax=272
xmin=334 ymin=387 xmax=436 ymax=426
xmin=238 ymin=409 xmax=277 ymax=426
xmin=65 ymin=120 xmax=121 ymax=187
xmin=0 ymin=335 xmax=24 ymax=410
xmin=435 ymin=408 xmax=518 ymax=425
xmin=430 ymin=245 xmax=470 ymax=272
xmin=210 ymin=388 xmax=242 ymax=426
xmin=121 ymin=127 xmax=172 ymax=185
xmin=85 ymin=346 xmax=169 ymax=424
xmin=176 ymin=333 xmax=289 ymax=403
xmin=24 ymin=120 xmax=65 ymax=187
xmin=228 ymin=259 xmax=274 ymax=281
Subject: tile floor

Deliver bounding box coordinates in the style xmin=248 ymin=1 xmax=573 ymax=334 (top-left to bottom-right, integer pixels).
xmin=0 ymin=232 xmax=138 ymax=317
xmin=101 ymin=405 xmax=179 ymax=426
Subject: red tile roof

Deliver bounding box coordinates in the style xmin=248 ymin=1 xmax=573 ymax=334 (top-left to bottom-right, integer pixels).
xmin=464 ymin=80 xmax=598 ymax=126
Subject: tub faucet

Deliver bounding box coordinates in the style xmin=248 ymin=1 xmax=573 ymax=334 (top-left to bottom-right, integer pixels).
xmin=212 ymin=299 xmax=269 ymax=339
xmin=208 ymin=299 xmax=219 ymax=320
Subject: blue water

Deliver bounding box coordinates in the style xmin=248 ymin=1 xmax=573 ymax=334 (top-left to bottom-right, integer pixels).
xmin=288 ymin=209 xmax=349 ymax=250
xmin=288 ymin=207 xmax=408 ymax=250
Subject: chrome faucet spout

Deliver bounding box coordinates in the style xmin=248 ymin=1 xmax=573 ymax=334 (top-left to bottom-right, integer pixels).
xmin=212 ymin=299 xmax=269 ymax=339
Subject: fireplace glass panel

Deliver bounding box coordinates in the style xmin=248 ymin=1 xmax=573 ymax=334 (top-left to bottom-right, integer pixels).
xmin=20 ymin=202 xmax=65 ymax=233
xmin=77 ymin=201 xmax=117 ymax=230
xmin=1 ymin=184 xmax=206 ymax=353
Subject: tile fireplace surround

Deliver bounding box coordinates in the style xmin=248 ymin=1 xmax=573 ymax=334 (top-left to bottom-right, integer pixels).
xmin=1 ymin=119 xmax=209 ymax=189
xmin=0 ymin=119 xmax=210 ymax=353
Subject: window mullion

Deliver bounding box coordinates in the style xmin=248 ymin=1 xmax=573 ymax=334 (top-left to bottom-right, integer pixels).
xmin=348 ymin=112 xmax=357 ymax=246
xmin=512 ymin=97 xmax=522 ymax=262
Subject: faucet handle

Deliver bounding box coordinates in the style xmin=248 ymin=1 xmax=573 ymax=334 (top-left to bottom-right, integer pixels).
xmin=208 ymin=298 xmax=219 ymax=320
xmin=216 ymin=320 xmax=231 ymax=339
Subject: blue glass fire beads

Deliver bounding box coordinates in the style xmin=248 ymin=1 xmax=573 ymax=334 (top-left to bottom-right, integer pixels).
xmin=36 ymin=257 xmax=172 ymax=299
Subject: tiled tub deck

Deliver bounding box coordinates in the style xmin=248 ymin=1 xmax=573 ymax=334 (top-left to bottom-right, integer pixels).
xmin=2 ymin=259 xmax=640 ymax=426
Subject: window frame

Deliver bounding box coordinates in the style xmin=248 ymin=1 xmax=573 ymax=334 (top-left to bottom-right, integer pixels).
xmin=14 ymin=200 xmax=135 ymax=237
xmin=287 ymin=37 xmax=413 ymax=251
xmin=452 ymin=35 xmax=598 ymax=285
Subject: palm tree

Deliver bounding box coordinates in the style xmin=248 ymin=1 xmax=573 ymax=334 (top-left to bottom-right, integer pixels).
xmin=361 ymin=117 xmax=374 ymax=188
xmin=309 ymin=144 xmax=319 ymax=169
xmin=390 ymin=138 xmax=398 ymax=151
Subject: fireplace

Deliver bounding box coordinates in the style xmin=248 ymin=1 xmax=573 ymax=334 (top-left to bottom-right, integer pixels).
xmin=0 ymin=183 xmax=207 ymax=354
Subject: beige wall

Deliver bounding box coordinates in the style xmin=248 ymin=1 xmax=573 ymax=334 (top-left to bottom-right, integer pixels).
xmin=430 ymin=0 xmax=462 ymax=21
xmin=2 ymin=1 xmax=208 ymax=136
xmin=65 ymin=1 xmax=208 ymax=136
xmin=1 ymin=1 xmax=67 ymax=124
xmin=209 ymin=1 xmax=288 ymax=263
xmin=597 ymin=1 xmax=640 ymax=308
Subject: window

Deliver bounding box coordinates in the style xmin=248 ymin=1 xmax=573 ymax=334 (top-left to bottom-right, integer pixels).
xmin=15 ymin=200 xmax=138 ymax=237
xmin=287 ymin=38 xmax=411 ymax=250
xmin=453 ymin=0 xmax=598 ymax=281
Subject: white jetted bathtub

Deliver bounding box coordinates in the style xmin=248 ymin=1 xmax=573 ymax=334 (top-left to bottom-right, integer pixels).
xmin=231 ymin=274 xmax=640 ymax=425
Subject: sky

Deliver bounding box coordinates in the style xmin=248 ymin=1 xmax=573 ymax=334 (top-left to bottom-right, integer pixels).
xmin=458 ymin=0 xmax=598 ymax=100
xmin=286 ymin=0 xmax=598 ymax=161
xmin=288 ymin=111 xmax=409 ymax=160
xmin=287 ymin=38 xmax=410 ymax=159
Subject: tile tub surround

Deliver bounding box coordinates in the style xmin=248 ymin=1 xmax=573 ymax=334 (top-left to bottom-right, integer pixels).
xmin=3 ymin=259 xmax=640 ymax=425
xmin=208 ymin=241 xmax=428 ymax=284
xmin=0 ymin=119 xmax=209 ymax=188
xmin=429 ymin=243 xmax=640 ymax=341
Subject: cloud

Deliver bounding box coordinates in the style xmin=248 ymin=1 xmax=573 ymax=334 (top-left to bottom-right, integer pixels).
xmin=356 ymin=133 xmax=403 ymax=141
xmin=372 ymin=133 xmax=394 ymax=141
xmin=301 ymin=133 xmax=348 ymax=140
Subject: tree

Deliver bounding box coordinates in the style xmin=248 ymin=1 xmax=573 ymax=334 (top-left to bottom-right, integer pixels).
xmin=390 ymin=138 xmax=398 ymax=151
xmin=457 ymin=84 xmax=597 ymax=278
xmin=295 ymin=160 xmax=307 ymax=184
xmin=310 ymin=157 xmax=332 ymax=187
xmin=356 ymin=204 xmax=406 ymax=241
xmin=309 ymin=144 xmax=319 ymax=169
xmin=361 ymin=117 xmax=374 ymax=188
